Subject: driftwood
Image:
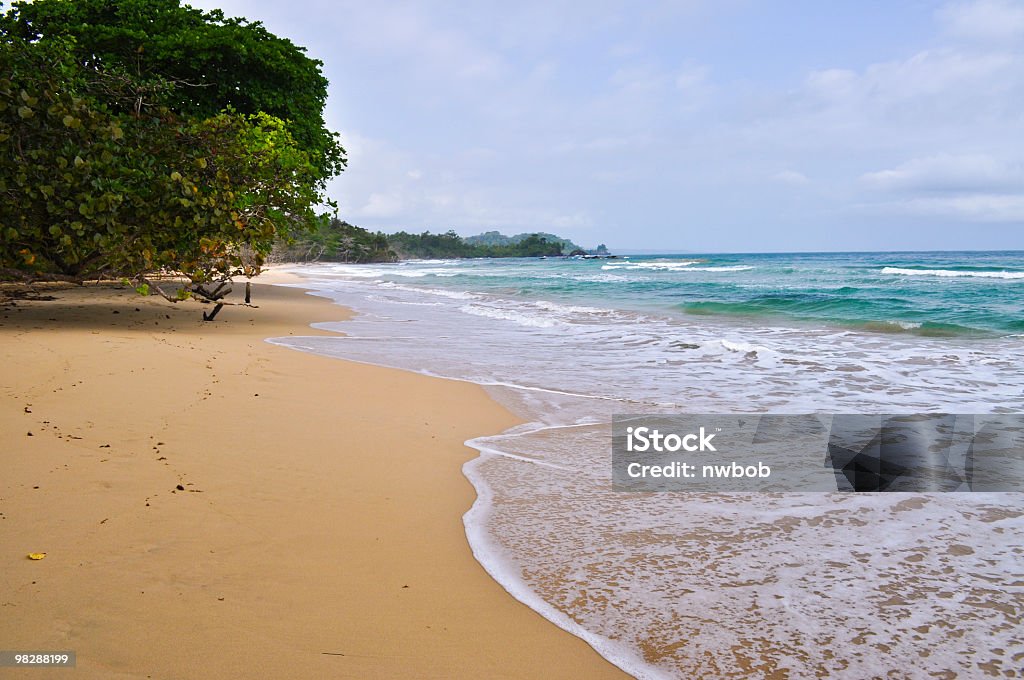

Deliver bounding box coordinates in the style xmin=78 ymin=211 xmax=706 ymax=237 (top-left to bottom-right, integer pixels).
xmin=202 ymin=303 xmax=224 ymax=321
xmin=137 ymin=276 xmax=258 ymax=321
xmin=195 ymin=280 xmax=230 ymax=301
xmin=1 ymin=268 xmax=259 ymax=321
xmin=195 ymin=281 xmax=229 ymax=322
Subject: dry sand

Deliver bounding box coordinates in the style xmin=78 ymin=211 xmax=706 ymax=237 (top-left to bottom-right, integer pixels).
xmin=0 ymin=277 xmax=626 ymax=678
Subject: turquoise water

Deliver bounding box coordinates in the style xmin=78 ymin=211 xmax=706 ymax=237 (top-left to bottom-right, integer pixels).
xmin=272 ymin=251 xmax=1024 ymax=679
xmin=327 ymin=250 xmax=1024 ymax=336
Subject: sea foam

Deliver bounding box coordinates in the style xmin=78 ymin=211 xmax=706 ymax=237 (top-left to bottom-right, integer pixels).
xmin=269 ymin=257 xmax=1024 ymax=679
xmin=881 ymin=266 xmax=1024 ymax=279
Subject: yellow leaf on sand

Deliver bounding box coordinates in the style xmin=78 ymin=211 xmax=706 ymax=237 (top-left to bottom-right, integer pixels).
xmin=27 ymin=552 xmax=46 ymax=560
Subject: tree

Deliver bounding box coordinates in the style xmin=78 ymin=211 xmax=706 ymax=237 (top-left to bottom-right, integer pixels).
xmin=0 ymin=1 xmax=342 ymax=311
xmin=506 ymin=234 xmax=563 ymax=257
xmin=385 ymin=230 xmax=571 ymax=258
xmin=271 ymin=218 xmax=397 ymax=263
xmin=0 ymin=0 xmax=344 ymax=178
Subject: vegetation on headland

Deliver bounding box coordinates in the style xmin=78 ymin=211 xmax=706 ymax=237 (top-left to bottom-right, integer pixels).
xmin=387 ymin=230 xmax=570 ymax=259
xmin=464 ymin=230 xmax=582 ymax=253
xmin=275 ymin=221 xmax=605 ymax=263
xmin=271 ymin=218 xmax=397 ymax=264
xmin=0 ymin=0 xmax=343 ymax=306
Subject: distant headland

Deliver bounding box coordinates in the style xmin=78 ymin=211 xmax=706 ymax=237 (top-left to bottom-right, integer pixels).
xmin=271 ymin=218 xmax=612 ymax=263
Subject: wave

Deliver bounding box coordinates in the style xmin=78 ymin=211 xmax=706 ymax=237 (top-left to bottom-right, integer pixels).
xmin=689 ymin=265 xmax=755 ymax=272
xmin=602 ymin=262 xmax=753 ymax=272
xmin=851 ymin=320 xmax=982 ymax=336
xmin=331 ymin=266 xmax=453 ymax=278
xmin=460 ymin=449 xmax=666 ymax=680
xmin=602 ymin=260 xmax=702 ymax=270
xmin=365 ymin=294 xmax=444 ymax=307
xmin=682 ymin=296 xmax=878 ymax=318
xmin=459 ymin=304 xmax=562 ymax=328
xmin=377 ymin=282 xmax=478 ymax=300
xmin=881 ymin=267 xmax=1024 ymax=280
xmin=681 ymin=298 xmax=988 ymax=336
xmin=531 ymin=300 xmax=613 ymax=316
xmin=270 ymin=269 xmax=1024 ymax=679
xmin=570 ymin=272 xmax=634 ymax=283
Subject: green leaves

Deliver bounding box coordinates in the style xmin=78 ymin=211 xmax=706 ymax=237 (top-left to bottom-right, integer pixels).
xmin=3 ymin=0 xmax=345 ymax=179
xmin=1 ymin=2 xmax=328 ymax=293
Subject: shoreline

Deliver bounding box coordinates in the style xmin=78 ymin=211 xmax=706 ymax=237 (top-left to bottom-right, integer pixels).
xmin=0 ymin=278 xmax=627 ymax=678
xmin=265 ymin=260 xmax=1024 ymax=678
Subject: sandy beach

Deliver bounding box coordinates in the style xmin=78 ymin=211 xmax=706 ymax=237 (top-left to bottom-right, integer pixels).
xmin=0 ymin=276 xmax=626 ymax=679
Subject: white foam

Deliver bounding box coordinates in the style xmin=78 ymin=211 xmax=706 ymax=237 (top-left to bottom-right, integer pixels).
xmin=471 ymin=440 xmax=575 ymax=471
xmin=365 ymin=294 xmax=443 ymax=307
xmin=573 ymin=272 xmax=633 ymax=282
xmin=602 ymin=259 xmax=702 ymax=270
xmin=459 ymin=304 xmax=562 ymax=328
xmin=882 ymin=267 xmax=1024 ymax=280
xmin=603 ymin=263 xmax=754 ymax=272
xmin=720 ymin=339 xmax=764 ymax=353
xmin=377 ymin=281 xmax=479 ymax=300
xmin=267 ymin=273 xmax=1024 ymax=680
xmin=329 ymin=263 xmax=466 ymax=278
xmin=532 ymin=300 xmax=612 ymax=315
xmin=462 ymin=446 xmax=672 ymax=680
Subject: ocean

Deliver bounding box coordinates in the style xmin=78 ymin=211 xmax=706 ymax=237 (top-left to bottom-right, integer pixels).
xmin=268 ymin=251 xmax=1024 ymax=678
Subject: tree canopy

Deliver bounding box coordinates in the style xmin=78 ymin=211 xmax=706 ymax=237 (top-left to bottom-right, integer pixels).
xmin=0 ymin=0 xmax=344 ymax=304
xmin=387 ymin=230 xmax=568 ymax=259
xmin=1 ymin=0 xmax=344 ymax=177
xmin=272 ymin=218 xmax=397 ymax=264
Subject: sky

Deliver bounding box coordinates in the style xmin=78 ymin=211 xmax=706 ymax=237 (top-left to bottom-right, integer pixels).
xmin=185 ymin=0 xmax=1024 ymax=252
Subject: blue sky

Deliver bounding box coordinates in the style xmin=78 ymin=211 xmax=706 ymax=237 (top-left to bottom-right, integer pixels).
xmin=187 ymin=0 xmax=1024 ymax=252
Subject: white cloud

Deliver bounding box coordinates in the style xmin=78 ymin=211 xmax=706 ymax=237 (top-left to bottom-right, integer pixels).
xmin=337 ymin=4 xmax=507 ymax=82
xmin=773 ymin=170 xmax=810 ymax=186
xmin=186 ymin=0 xmax=1024 ymax=247
xmin=609 ymin=42 xmax=643 ymax=58
xmin=674 ymin=62 xmax=709 ymax=91
xmin=607 ymin=62 xmax=708 ymax=99
xmin=554 ymin=134 xmax=654 ymax=154
xmin=609 ymin=65 xmax=667 ymax=91
xmin=864 ymin=194 xmax=1024 ymax=223
xmin=804 ymin=68 xmax=858 ymax=100
xmin=938 ymin=0 xmax=1024 ymax=42
xmin=357 ymin=192 xmax=405 ymax=218
xmin=858 ymin=153 xmax=1024 ymax=223
xmin=802 ymin=49 xmax=1016 ymax=110
xmin=551 ymin=213 xmax=593 ymax=229
xmin=738 ymin=38 xmax=1024 ymax=188
xmin=861 ymin=154 xmax=1024 ymax=193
